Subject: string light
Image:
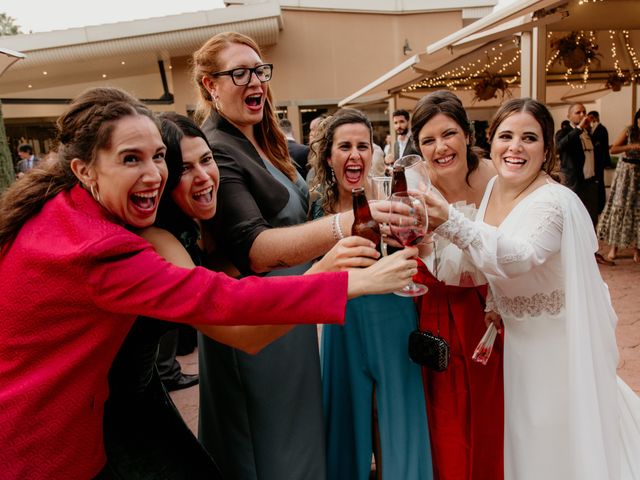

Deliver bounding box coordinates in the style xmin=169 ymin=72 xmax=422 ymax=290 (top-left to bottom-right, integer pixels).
xmin=609 ymin=30 xmax=624 ymax=78
xmin=578 ymin=0 xmax=603 ymax=4
xmin=403 ymin=38 xmax=520 ymax=92
xmin=622 ymin=30 xmax=640 ymax=79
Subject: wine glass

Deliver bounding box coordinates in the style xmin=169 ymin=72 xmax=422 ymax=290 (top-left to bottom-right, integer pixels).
xmin=368 ymin=176 xmax=391 ymax=255
xmin=394 ymin=154 xmax=431 ymax=195
xmin=389 ymin=192 xmax=429 ymax=297
xmin=369 ymin=176 xmax=391 ymax=200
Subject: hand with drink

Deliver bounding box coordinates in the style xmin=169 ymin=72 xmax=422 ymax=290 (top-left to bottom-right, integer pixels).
xmin=388 ymin=191 xmax=429 ymax=296
xmin=307 ymin=236 xmax=380 ymax=273
xmin=308 ymin=185 xmax=419 ymax=296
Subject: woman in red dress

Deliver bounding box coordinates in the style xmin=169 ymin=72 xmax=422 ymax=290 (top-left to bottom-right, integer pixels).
xmin=411 ymin=91 xmax=504 ymax=480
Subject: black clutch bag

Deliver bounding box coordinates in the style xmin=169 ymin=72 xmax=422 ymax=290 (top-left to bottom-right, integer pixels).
xmin=408 ymin=329 xmax=450 ymax=372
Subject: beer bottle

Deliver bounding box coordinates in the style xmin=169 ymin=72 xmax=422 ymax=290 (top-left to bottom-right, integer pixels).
xmin=387 ymin=165 xmax=408 ymax=254
xmin=351 ymin=187 xmax=382 ymax=255
xmin=391 ymin=164 xmax=407 ymax=194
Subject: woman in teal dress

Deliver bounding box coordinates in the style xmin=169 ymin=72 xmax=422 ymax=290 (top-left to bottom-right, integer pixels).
xmin=309 ymin=108 xmax=433 ymax=480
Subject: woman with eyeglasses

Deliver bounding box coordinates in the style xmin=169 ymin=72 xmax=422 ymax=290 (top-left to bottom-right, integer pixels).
xmin=191 ymin=32 xmax=412 ymax=480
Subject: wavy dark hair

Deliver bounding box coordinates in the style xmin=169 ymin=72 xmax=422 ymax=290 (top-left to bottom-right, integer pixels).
xmin=411 ymin=90 xmax=480 ymax=186
xmin=0 ymin=87 xmax=156 ymax=249
xmin=309 ymin=108 xmax=373 ymax=214
xmin=155 ymin=112 xmax=214 ymax=243
xmin=486 ymin=97 xmax=557 ymax=175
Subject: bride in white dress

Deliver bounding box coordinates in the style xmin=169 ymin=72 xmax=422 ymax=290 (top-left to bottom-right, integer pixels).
xmin=422 ymin=98 xmax=640 ymax=480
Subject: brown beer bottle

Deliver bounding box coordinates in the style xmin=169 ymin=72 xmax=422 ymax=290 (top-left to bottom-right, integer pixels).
xmin=387 ymin=165 xmax=408 ymax=254
xmin=351 ymin=187 xmax=382 ymax=255
xmin=391 ymin=164 xmax=407 ymax=194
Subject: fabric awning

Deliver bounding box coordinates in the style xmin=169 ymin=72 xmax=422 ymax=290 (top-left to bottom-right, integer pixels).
xmin=0 ymin=48 xmax=25 ymax=78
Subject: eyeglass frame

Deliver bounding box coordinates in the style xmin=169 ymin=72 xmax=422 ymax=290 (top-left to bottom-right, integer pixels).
xmin=210 ymin=64 xmax=274 ymax=86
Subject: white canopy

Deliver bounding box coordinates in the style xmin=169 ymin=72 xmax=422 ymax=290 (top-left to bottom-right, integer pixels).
xmin=340 ymin=0 xmax=640 ymax=110
xmin=0 ymin=48 xmax=25 ymax=79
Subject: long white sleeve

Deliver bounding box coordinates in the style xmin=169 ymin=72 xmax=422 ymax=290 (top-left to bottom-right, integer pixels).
xmin=434 ymin=198 xmax=563 ymax=279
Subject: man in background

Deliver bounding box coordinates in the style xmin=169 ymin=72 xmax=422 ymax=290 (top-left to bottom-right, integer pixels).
xmin=557 ymin=103 xmax=614 ymax=265
xmin=16 ymin=143 xmax=39 ymax=179
xmin=588 ymin=110 xmax=612 ymax=215
xmin=391 ymin=109 xmax=420 ymax=160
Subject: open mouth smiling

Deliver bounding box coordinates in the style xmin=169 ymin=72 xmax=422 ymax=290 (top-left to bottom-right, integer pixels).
xmin=245 ymin=93 xmax=262 ymax=107
xmin=433 ymin=154 xmax=454 ymax=166
xmin=193 ymin=186 xmax=214 ymax=204
xmin=130 ymin=190 xmax=160 ymax=211
xmin=344 ymin=164 xmax=364 ymax=184
xmin=504 ymin=156 xmax=526 ymax=166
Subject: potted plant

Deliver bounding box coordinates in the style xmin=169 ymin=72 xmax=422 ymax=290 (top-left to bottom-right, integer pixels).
xmin=550 ymin=31 xmax=600 ymax=70
xmin=473 ymin=71 xmax=510 ymax=102
xmin=605 ymin=72 xmax=628 ymax=92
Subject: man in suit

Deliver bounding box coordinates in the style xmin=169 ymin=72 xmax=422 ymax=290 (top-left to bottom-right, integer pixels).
xmin=279 ymin=118 xmax=310 ymax=178
xmin=557 ymin=103 xmax=614 ymax=265
xmin=588 ymin=110 xmax=611 ymax=215
xmin=16 ymin=143 xmax=39 ymax=179
xmin=391 ymin=109 xmax=420 ymax=160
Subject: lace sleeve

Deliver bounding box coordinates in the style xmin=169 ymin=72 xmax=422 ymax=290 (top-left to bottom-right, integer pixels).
xmin=434 ymin=190 xmax=563 ymax=279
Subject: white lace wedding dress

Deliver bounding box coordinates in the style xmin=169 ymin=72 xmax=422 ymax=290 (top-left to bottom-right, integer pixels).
xmin=434 ymin=176 xmax=640 ymax=480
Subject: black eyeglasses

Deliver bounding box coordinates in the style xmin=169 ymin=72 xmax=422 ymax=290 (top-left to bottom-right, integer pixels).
xmin=211 ymin=64 xmax=273 ymax=86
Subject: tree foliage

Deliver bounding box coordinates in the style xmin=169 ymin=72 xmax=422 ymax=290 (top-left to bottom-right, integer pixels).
xmin=0 ymin=13 xmax=22 ymax=36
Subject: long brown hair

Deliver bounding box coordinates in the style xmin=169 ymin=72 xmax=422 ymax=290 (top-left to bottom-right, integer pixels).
xmin=192 ymin=32 xmax=295 ymax=181
xmin=486 ymin=97 xmax=557 ymax=175
xmin=309 ymin=108 xmax=373 ymax=214
xmin=411 ymin=90 xmax=480 ymax=186
xmin=0 ymin=87 xmax=157 ymax=248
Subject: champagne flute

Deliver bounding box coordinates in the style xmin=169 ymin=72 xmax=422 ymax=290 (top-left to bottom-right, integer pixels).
xmin=368 ymin=176 xmax=392 ymax=255
xmin=370 ymin=176 xmax=391 ymax=200
xmin=389 ymin=192 xmax=429 ymax=297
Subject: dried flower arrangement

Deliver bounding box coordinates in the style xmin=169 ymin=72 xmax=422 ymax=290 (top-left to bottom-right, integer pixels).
xmin=550 ymin=31 xmax=600 ymax=70
xmin=605 ymin=72 xmax=629 ymax=92
xmin=473 ymin=70 xmax=510 ymax=102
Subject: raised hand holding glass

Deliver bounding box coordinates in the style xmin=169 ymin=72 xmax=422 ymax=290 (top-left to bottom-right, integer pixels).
xmin=389 ymin=192 xmax=429 ymax=296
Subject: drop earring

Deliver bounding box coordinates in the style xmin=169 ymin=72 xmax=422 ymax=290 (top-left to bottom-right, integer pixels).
xmin=330 ymin=168 xmax=336 ymax=185
xmin=89 ymin=184 xmax=101 ymax=203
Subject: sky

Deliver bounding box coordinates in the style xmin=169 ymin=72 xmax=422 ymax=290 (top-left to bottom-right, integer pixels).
xmin=2 ymin=0 xmax=518 ymax=34
xmin=2 ymin=0 xmax=225 ymax=33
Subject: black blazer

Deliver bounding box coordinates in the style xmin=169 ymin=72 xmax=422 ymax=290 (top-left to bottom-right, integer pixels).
xmin=201 ymin=113 xmax=290 ymax=275
xmin=393 ymin=134 xmax=421 ymax=159
xmin=556 ymin=126 xmax=587 ymax=192
xmin=287 ymin=139 xmax=310 ymax=178
xmin=590 ymin=123 xmax=610 ymax=212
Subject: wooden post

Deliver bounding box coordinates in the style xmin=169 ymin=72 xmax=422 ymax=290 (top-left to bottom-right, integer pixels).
xmin=520 ymin=31 xmax=532 ymax=98
xmin=532 ymin=25 xmax=547 ymax=102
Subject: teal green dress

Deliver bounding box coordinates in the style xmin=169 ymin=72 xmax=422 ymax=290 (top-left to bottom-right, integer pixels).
xmin=314 ymin=203 xmax=433 ymax=480
xmin=198 ymin=128 xmax=324 ymax=480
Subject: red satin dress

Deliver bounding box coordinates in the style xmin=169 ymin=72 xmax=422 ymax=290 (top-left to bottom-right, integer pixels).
xmin=414 ymin=261 xmax=504 ymax=480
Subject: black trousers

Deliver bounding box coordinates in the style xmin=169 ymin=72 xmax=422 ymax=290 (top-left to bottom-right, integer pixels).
xmin=577 ymin=178 xmax=600 ymax=229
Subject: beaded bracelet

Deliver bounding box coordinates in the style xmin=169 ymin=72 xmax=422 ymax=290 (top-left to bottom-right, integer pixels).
xmin=332 ymin=213 xmax=345 ymax=241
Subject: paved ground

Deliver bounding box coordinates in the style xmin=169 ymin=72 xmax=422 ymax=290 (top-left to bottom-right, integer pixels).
xmin=172 ymin=247 xmax=640 ymax=435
